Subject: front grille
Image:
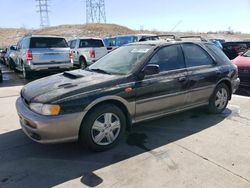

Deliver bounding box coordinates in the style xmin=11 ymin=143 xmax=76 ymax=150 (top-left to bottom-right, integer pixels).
xmin=239 ymin=68 xmax=250 ymax=74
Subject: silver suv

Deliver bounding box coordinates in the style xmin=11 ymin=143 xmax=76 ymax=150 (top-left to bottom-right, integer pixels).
xmin=68 ymin=38 xmax=108 ymax=69
xmin=13 ymin=35 xmax=73 ymax=79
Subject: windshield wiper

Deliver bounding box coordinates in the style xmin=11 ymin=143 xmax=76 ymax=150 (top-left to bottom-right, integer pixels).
xmin=89 ymin=68 xmax=111 ymax=75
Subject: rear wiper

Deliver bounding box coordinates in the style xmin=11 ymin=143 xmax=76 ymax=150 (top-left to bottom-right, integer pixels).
xmin=89 ymin=68 xmax=111 ymax=75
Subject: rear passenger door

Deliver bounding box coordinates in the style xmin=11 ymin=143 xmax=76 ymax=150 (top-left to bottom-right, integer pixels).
xmin=135 ymin=44 xmax=189 ymax=122
xmin=181 ymin=43 xmax=218 ymax=106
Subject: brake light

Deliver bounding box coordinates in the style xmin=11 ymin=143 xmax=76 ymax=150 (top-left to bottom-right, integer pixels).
xmin=89 ymin=48 xmax=95 ymax=58
xmin=26 ymin=49 xmax=33 ymax=61
xmin=69 ymin=49 xmax=73 ymax=60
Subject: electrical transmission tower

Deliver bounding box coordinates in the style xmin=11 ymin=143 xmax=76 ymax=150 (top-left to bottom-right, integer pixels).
xmin=36 ymin=0 xmax=50 ymax=28
xmin=86 ymin=0 xmax=106 ymax=23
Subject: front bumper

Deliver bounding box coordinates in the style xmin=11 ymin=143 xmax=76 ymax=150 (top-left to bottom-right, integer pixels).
xmin=16 ymin=97 xmax=84 ymax=144
xmin=232 ymin=78 xmax=240 ymax=93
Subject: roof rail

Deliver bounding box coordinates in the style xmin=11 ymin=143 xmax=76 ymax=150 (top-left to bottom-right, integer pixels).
xmin=138 ymin=34 xmax=176 ymax=42
xmin=178 ymin=36 xmax=207 ymax=42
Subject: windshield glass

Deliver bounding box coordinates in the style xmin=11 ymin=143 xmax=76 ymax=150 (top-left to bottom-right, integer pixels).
xmin=243 ymin=50 xmax=250 ymax=57
xmin=88 ymin=45 xmax=153 ymax=75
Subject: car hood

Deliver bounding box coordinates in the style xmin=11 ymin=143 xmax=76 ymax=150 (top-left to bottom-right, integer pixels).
xmin=21 ymin=69 xmax=124 ymax=103
xmin=233 ymin=55 xmax=250 ymax=68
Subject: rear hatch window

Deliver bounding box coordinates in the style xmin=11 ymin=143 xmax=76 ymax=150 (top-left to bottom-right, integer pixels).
xmin=30 ymin=37 xmax=68 ymax=48
xmin=79 ymin=39 xmax=104 ymax=48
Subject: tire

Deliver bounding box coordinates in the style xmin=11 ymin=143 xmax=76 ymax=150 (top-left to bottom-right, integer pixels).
xmin=79 ymin=56 xmax=87 ymax=69
xmin=208 ymin=83 xmax=230 ymax=114
xmin=8 ymin=58 xmax=15 ymax=70
xmin=22 ymin=64 xmax=32 ymax=79
xmin=79 ymin=104 xmax=126 ymax=151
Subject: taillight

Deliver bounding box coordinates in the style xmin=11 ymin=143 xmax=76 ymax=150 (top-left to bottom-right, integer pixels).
xmin=69 ymin=49 xmax=73 ymax=60
xmin=89 ymin=48 xmax=95 ymax=58
xmin=26 ymin=49 xmax=33 ymax=61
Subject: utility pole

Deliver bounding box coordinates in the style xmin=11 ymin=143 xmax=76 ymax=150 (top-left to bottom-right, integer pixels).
xmin=36 ymin=0 xmax=50 ymax=28
xmin=86 ymin=0 xmax=106 ymax=23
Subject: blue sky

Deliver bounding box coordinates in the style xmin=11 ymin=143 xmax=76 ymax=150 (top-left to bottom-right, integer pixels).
xmin=1 ymin=0 xmax=250 ymax=33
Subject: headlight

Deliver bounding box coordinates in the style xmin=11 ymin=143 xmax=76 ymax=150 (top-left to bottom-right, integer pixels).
xmin=29 ymin=103 xmax=61 ymax=116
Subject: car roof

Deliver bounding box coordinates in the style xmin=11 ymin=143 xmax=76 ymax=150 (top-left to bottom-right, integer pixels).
xmin=24 ymin=34 xmax=66 ymax=38
xmin=69 ymin=37 xmax=103 ymax=41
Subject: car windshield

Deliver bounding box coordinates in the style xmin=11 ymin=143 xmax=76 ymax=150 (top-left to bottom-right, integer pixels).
xmin=243 ymin=50 xmax=250 ymax=57
xmin=88 ymin=45 xmax=153 ymax=75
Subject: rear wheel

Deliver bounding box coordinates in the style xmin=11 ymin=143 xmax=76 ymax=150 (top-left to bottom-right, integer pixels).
xmin=208 ymin=83 xmax=229 ymax=113
xmin=79 ymin=104 xmax=126 ymax=151
xmin=22 ymin=64 xmax=32 ymax=79
xmin=79 ymin=56 xmax=87 ymax=69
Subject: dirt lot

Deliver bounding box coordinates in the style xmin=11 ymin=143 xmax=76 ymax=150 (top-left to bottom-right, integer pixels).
xmin=0 ymin=64 xmax=250 ymax=188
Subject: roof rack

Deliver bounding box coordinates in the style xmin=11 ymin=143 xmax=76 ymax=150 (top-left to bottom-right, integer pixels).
xmin=178 ymin=36 xmax=207 ymax=42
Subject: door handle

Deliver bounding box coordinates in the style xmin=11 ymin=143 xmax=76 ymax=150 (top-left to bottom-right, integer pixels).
xmin=178 ymin=76 xmax=187 ymax=83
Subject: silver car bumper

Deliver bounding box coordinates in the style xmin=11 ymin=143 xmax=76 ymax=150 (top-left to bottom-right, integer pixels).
xmin=16 ymin=97 xmax=84 ymax=144
xmin=28 ymin=61 xmax=73 ymax=71
xmin=232 ymin=78 xmax=240 ymax=93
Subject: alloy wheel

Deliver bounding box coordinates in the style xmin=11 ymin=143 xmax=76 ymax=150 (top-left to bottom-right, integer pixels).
xmin=91 ymin=113 xmax=121 ymax=146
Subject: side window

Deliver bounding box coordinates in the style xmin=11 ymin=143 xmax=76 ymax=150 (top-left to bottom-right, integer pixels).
xmin=181 ymin=44 xmax=214 ymax=67
xmin=148 ymin=45 xmax=185 ymax=72
xmin=70 ymin=40 xmax=77 ymax=49
xmin=21 ymin=38 xmax=29 ymax=49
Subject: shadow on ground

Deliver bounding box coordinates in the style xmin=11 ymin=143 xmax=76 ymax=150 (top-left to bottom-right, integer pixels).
xmin=0 ymin=107 xmax=232 ymax=188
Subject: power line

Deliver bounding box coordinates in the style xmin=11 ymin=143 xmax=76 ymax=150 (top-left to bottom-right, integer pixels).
xmin=36 ymin=0 xmax=50 ymax=28
xmin=86 ymin=0 xmax=106 ymax=23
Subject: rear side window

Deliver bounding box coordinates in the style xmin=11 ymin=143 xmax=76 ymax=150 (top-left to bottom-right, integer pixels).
xmin=30 ymin=37 xmax=68 ymax=48
xmin=148 ymin=45 xmax=185 ymax=72
xmin=205 ymin=43 xmax=231 ymax=64
xmin=79 ymin=39 xmax=104 ymax=48
xmin=181 ymin=43 xmax=214 ymax=67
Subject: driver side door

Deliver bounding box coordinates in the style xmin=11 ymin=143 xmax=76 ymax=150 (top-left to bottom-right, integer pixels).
xmin=135 ymin=44 xmax=189 ymax=122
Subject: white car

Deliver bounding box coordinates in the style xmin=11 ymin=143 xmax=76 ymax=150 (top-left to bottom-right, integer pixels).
xmin=68 ymin=37 xmax=108 ymax=68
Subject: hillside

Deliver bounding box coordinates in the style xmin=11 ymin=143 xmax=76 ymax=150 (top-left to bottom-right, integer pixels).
xmin=0 ymin=23 xmax=250 ymax=48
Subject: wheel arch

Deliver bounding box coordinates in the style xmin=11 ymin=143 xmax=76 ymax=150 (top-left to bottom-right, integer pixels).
xmin=215 ymin=78 xmax=232 ymax=100
xmin=79 ymin=96 xmax=134 ymax=137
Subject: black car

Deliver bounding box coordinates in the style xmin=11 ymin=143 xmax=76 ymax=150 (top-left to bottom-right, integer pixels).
xmin=222 ymin=41 xmax=250 ymax=60
xmin=16 ymin=40 xmax=240 ymax=151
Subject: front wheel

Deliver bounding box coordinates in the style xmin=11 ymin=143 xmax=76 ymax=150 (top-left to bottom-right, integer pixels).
xmin=208 ymin=83 xmax=230 ymax=114
xmin=79 ymin=104 xmax=126 ymax=151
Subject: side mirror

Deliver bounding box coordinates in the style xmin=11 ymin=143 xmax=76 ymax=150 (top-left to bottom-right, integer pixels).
xmin=143 ymin=64 xmax=160 ymax=75
xmin=138 ymin=64 xmax=160 ymax=80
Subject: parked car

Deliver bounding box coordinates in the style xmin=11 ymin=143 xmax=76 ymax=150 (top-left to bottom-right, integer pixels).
xmin=68 ymin=37 xmax=108 ymax=69
xmin=233 ymin=49 xmax=250 ymax=86
xmin=103 ymin=37 xmax=117 ymax=52
xmin=0 ymin=49 xmax=7 ymax=64
xmin=4 ymin=45 xmax=17 ymax=69
xmin=209 ymin=39 xmax=223 ymax=49
xmin=222 ymin=41 xmax=250 ymax=60
xmin=13 ymin=34 xmax=73 ymax=79
xmin=16 ymin=39 xmax=239 ymax=151
xmin=115 ymin=34 xmax=159 ymax=47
